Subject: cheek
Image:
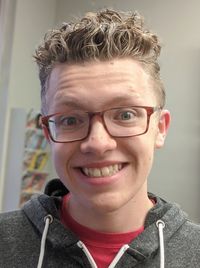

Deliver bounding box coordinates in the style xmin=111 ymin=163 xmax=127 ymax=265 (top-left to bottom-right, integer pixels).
xmin=125 ymin=136 xmax=155 ymax=173
xmin=125 ymin=135 xmax=155 ymax=157
xmin=51 ymin=143 xmax=71 ymax=176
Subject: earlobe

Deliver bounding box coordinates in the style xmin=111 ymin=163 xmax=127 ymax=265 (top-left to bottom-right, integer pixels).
xmin=155 ymin=109 xmax=171 ymax=148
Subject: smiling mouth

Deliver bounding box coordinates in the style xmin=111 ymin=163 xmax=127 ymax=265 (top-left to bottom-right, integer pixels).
xmin=80 ymin=164 xmax=123 ymax=178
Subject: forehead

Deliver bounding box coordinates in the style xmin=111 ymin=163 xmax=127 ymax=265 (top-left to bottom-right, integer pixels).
xmin=46 ymin=59 xmax=157 ymax=112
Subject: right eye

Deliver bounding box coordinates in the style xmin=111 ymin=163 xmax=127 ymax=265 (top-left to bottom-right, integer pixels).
xmin=52 ymin=113 xmax=86 ymax=131
xmin=60 ymin=116 xmax=78 ymax=126
xmin=57 ymin=115 xmax=79 ymax=128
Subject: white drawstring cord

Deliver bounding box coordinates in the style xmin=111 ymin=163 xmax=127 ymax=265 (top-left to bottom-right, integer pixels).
xmin=108 ymin=244 xmax=129 ymax=268
xmin=77 ymin=241 xmax=98 ymax=268
xmin=37 ymin=215 xmax=53 ymax=268
xmin=77 ymin=241 xmax=129 ymax=268
xmin=37 ymin=215 xmax=165 ymax=268
xmin=156 ymin=220 xmax=165 ymax=268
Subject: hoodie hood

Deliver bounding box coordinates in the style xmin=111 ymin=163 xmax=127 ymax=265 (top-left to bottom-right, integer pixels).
xmin=22 ymin=179 xmax=188 ymax=268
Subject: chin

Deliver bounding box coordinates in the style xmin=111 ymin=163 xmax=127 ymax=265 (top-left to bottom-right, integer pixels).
xmin=88 ymin=192 xmax=130 ymax=213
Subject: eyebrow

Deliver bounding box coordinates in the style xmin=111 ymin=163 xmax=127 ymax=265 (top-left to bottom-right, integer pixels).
xmin=55 ymin=94 xmax=142 ymax=112
xmin=60 ymin=99 xmax=84 ymax=108
xmin=54 ymin=97 xmax=89 ymax=110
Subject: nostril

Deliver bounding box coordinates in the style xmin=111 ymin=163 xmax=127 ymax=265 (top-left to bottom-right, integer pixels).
xmin=79 ymin=133 xmax=117 ymax=155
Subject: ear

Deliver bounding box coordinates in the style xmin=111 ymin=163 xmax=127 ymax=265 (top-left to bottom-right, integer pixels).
xmin=155 ymin=109 xmax=171 ymax=149
xmin=42 ymin=125 xmax=51 ymax=143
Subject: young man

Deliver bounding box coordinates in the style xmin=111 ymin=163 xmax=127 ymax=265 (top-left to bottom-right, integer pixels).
xmin=1 ymin=9 xmax=200 ymax=268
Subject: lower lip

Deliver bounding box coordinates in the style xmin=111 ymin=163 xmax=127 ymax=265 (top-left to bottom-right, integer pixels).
xmin=75 ymin=167 xmax=126 ymax=186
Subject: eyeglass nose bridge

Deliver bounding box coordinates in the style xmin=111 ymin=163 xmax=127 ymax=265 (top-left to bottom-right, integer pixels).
xmin=86 ymin=110 xmax=111 ymax=138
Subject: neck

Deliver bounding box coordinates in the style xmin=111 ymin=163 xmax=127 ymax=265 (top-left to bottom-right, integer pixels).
xmin=68 ymin=187 xmax=153 ymax=233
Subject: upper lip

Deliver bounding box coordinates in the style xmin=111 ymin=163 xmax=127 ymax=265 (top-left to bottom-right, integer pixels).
xmin=74 ymin=161 xmax=127 ymax=169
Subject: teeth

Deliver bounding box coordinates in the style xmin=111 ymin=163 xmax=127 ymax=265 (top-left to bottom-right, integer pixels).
xmin=101 ymin=167 xmax=110 ymax=176
xmin=82 ymin=164 xmax=122 ymax=177
xmin=91 ymin=168 xmax=101 ymax=177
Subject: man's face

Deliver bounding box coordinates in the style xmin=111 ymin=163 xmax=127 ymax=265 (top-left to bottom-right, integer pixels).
xmin=45 ymin=58 xmax=170 ymax=214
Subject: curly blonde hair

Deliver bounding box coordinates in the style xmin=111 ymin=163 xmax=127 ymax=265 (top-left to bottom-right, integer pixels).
xmin=34 ymin=9 xmax=165 ymax=111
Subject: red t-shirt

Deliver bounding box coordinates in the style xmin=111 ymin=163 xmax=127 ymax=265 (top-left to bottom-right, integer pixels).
xmin=60 ymin=195 xmax=144 ymax=268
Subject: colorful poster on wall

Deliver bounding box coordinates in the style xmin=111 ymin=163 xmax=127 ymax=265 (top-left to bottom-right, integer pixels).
xmin=19 ymin=109 xmax=49 ymax=207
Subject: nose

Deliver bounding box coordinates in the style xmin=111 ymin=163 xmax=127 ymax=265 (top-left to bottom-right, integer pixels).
xmin=80 ymin=116 xmax=117 ymax=156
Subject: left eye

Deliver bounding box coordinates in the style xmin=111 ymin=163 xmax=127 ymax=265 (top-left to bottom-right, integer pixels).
xmin=113 ymin=109 xmax=138 ymax=122
xmin=119 ymin=111 xmax=135 ymax=120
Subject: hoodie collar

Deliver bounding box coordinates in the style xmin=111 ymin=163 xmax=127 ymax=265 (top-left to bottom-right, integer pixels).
xmin=126 ymin=194 xmax=187 ymax=261
xmin=22 ymin=179 xmax=188 ymax=262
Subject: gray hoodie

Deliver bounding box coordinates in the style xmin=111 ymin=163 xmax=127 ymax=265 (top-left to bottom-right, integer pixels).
xmin=0 ymin=179 xmax=200 ymax=268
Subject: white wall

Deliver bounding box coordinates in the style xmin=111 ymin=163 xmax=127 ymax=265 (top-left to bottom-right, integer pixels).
xmin=0 ymin=0 xmax=17 ymax=209
xmin=56 ymin=0 xmax=200 ymax=222
xmin=8 ymin=0 xmax=57 ymax=110
xmin=0 ymin=0 xmax=58 ymax=209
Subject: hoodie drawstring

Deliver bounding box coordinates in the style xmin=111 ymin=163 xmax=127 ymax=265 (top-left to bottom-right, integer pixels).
xmin=78 ymin=221 xmax=166 ymax=268
xmin=77 ymin=241 xmax=129 ymax=268
xmin=37 ymin=216 xmax=165 ymax=268
xmin=37 ymin=215 xmax=53 ymax=268
xmin=156 ymin=220 xmax=165 ymax=268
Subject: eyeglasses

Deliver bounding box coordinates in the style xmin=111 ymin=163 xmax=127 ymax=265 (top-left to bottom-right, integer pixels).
xmin=41 ymin=106 xmax=161 ymax=143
